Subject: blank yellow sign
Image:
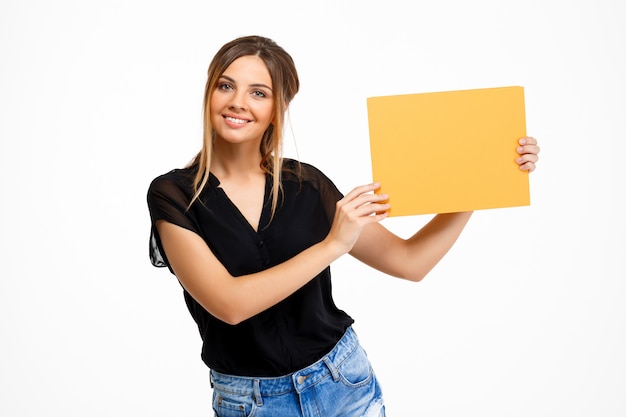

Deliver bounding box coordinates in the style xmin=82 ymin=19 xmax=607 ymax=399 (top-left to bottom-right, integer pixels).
xmin=367 ymin=86 xmax=529 ymax=217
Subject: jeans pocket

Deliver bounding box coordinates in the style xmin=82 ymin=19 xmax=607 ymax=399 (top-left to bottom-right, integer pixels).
xmin=212 ymin=389 xmax=256 ymax=417
xmin=336 ymin=344 xmax=374 ymax=387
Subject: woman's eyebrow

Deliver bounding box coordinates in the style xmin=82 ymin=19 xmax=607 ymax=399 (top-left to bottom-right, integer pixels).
xmin=251 ymin=83 xmax=273 ymax=91
xmin=219 ymin=75 xmax=272 ymax=91
xmin=219 ymin=75 xmax=236 ymax=83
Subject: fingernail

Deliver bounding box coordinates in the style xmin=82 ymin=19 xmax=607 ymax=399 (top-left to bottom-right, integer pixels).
xmin=519 ymin=138 xmax=527 ymax=145
xmin=516 ymin=157 xmax=522 ymax=163
xmin=517 ymin=147 xmax=523 ymax=153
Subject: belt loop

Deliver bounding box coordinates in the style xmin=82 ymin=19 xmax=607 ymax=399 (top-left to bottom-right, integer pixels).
xmin=253 ymin=379 xmax=263 ymax=406
xmin=209 ymin=372 xmax=214 ymax=388
xmin=323 ymin=357 xmax=340 ymax=382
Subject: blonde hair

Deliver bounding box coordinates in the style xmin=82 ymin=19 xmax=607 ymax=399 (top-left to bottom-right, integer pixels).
xmin=188 ymin=36 xmax=300 ymax=220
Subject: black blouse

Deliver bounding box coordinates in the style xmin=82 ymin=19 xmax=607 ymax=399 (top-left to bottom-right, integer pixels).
xmin=147 ymin=159 xmax=354 ymax=376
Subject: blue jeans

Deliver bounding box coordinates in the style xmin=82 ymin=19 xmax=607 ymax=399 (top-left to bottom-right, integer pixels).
xmin=210 ymin=327 xmax=386 ymax=417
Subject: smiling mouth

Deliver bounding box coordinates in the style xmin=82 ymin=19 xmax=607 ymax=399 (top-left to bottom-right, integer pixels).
xmin=224 ymin=116 xmax=251 ymax=125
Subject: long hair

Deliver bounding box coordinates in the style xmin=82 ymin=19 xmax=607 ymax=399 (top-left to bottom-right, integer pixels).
xmin=188 ymin=35 xmax=300 ymax=219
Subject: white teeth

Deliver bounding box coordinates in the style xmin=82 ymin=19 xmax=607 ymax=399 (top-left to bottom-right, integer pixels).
xmin=225 ymin=116 xmax=248 ymax=124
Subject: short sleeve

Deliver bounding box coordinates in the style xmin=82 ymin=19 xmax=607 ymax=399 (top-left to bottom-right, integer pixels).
xmin=318 ymin=170 xmax=344 ymax=223
xmin=296 ymin=161 xmax=344 ymax=224
xmin=146 ymin=172 xmax=198 ymax=270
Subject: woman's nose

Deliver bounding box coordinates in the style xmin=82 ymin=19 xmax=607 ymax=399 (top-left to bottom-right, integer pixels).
xmin=228 ymin=91 xmax=247 ymax=110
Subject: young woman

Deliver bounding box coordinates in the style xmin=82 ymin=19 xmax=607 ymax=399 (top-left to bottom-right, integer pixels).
xmin=147 ymin=35 xmax=540 ymax=417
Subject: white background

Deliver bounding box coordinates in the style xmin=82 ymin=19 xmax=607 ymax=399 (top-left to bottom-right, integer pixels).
xmin=1 ymin=0 xmax=625 ymax=416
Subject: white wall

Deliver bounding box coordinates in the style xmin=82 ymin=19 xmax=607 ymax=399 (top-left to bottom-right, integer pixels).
xmin=1 ymin=0 xmax=624 ymax=415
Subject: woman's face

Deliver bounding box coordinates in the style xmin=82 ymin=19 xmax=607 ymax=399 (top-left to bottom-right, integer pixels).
xmin=210 ymin=55 xmax=275 ymax=146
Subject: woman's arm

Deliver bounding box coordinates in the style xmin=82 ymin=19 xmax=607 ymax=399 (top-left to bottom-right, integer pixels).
xmin=157 ymin=182 xmax=389 ymax=325
xmin=349 ymin=211 xmax=473 ymax=282
xmin=350 ymin=137 xmax=540 ymax=281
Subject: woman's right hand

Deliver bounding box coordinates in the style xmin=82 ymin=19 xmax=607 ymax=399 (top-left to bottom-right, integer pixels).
xmin=325 ymin=182 xmax=390 ymax=254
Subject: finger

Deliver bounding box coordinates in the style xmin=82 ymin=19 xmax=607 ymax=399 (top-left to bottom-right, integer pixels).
xmin=339 ymin=184 xmax=387 ymax=211
xmin=519 ymin=136 xmax=537 ymax=146
xmin=352 ymin=202 xmax=390 ymax=217
xmin=516 ymin=153 xmax=539 ymax=164
xmin=353 ymin=192 xmax=389 ymax=207
xmin=517 ymin=144 xmax=540 ymax=155
xmin=343 ymin=182 xmax=380 ymax=200
xmin=339 ymin=196 xmax=389 ymax=221
xmin=518 ymin=137 xmax=540 ymax=156
xmin=519 ymin=161 xmax=536 ymax=172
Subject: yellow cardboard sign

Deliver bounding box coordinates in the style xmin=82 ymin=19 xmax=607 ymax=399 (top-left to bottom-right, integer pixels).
xmin=367 ymin=86 xmax=529 ymax=217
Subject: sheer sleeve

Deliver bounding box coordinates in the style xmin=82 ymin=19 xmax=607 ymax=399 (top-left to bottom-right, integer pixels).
xmin=146 ymin=171 xmax=198 ymax=270
xmin=297 ymin=161 xmax=344 ymax=226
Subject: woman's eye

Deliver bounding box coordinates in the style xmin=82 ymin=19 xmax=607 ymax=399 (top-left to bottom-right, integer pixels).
xmin=218 ymin=83 xmax=233 ymax=90
xmin=252 ymin=90 xmax=266 ymax=98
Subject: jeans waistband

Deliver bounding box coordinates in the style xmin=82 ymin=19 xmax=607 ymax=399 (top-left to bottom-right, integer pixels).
xmin=210 ymin=326 xmax=359 ymax=397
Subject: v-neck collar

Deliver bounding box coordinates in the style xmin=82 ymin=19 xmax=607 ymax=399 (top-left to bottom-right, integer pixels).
xmin=208 ymin=171 xmax=272 ymax=235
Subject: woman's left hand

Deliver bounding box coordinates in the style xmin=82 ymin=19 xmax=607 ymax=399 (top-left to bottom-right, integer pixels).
xmin=516 ymin=136 xmax=540 ymax=172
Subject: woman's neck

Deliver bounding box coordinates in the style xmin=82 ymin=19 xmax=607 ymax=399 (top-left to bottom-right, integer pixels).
xmin=210 ymin=141 xmax=264 ymax=180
